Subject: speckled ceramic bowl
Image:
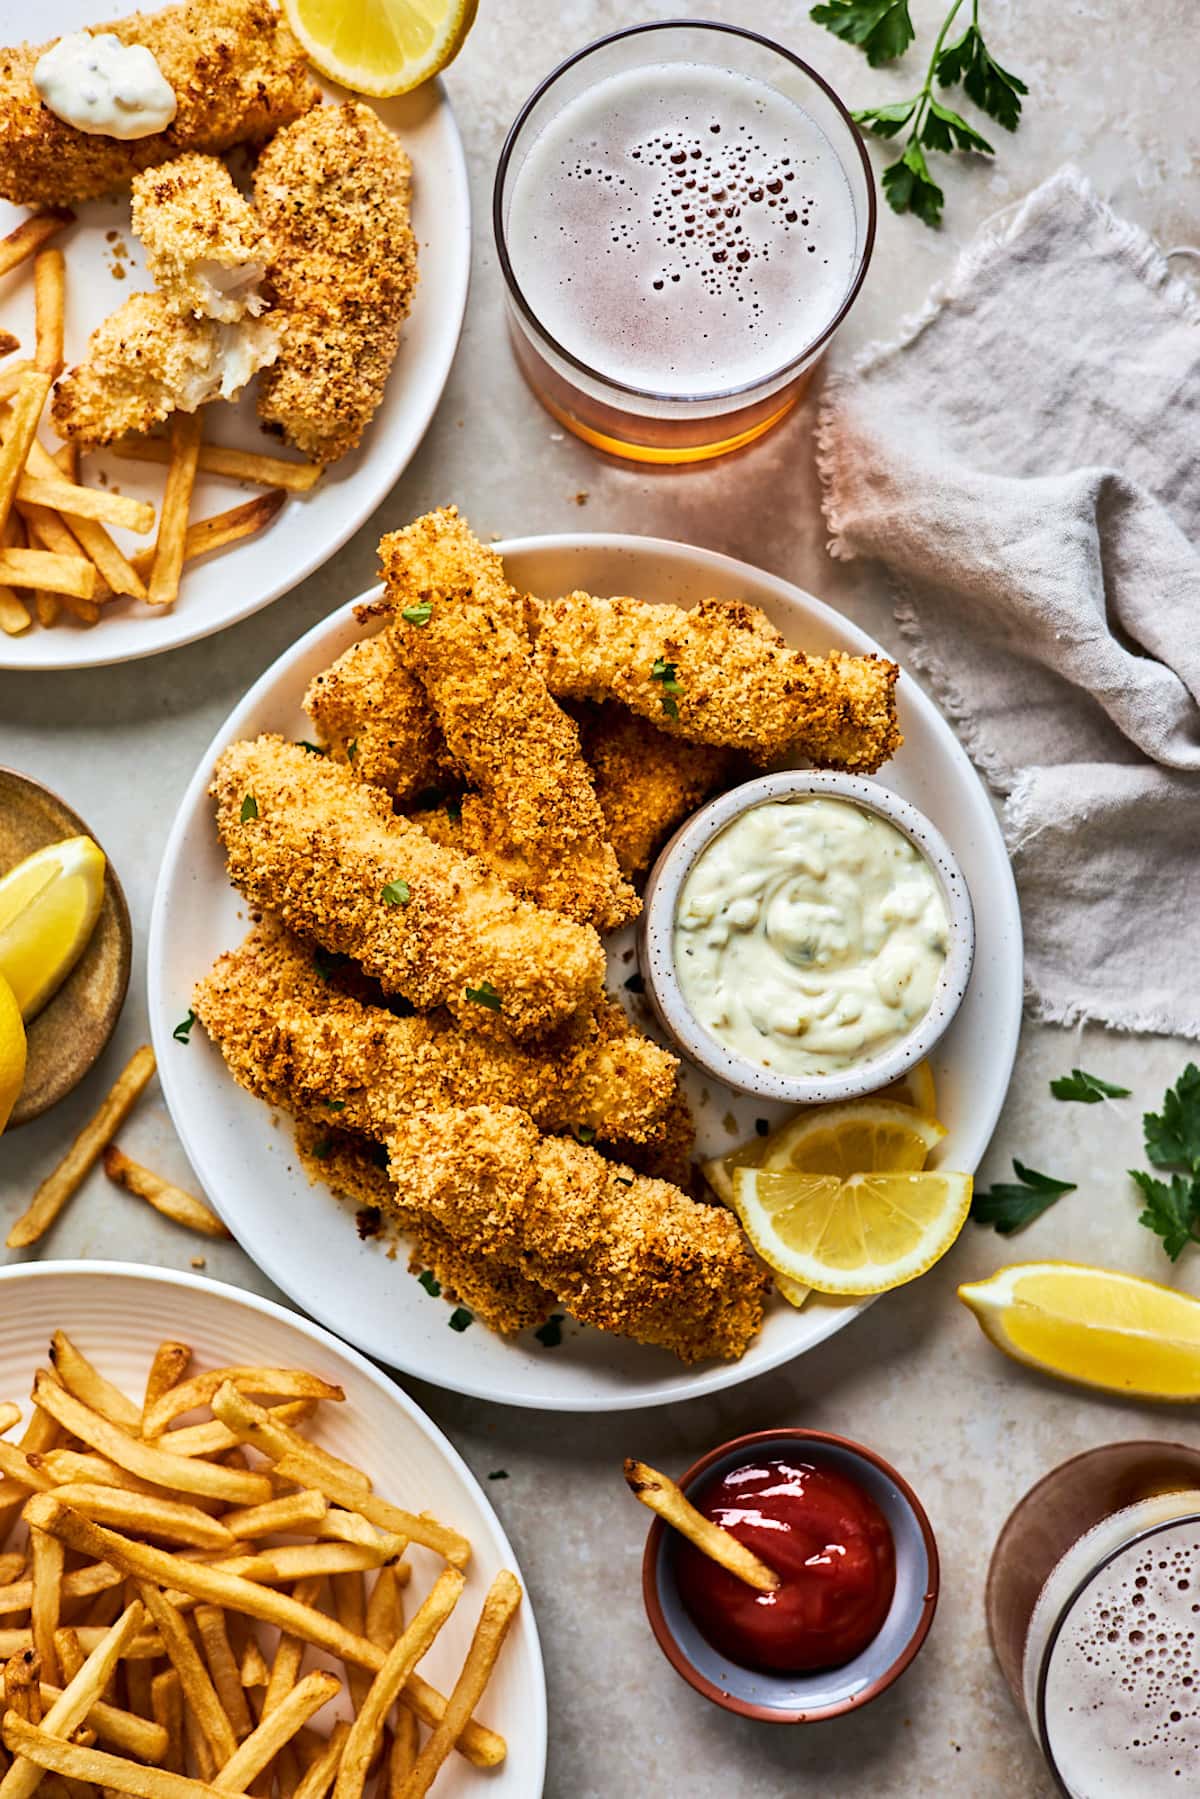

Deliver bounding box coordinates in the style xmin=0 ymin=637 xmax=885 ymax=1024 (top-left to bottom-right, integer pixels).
xmin=642 ymin=1429 xmax=939 ymax=1723
xmin=638 ymin=770 xmax=975 ymax=1105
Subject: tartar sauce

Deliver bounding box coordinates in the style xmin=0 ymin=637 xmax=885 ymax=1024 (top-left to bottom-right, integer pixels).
xmin=674 ymin=798 xmax=950 ymax=1077
xmin=34 ymin=32 xmax=176 ymax=140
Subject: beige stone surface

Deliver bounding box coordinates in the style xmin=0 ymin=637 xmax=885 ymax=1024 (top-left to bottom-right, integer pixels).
xmin=2 ymin=3 xmax=1198 ymax=1793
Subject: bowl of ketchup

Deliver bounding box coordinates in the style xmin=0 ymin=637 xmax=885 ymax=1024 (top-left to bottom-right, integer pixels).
xmin=642 ymin=1429 xmax=939 ymax=1723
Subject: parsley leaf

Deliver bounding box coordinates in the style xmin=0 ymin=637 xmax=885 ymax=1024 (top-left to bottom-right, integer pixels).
xmin=534 ymin=1314 xmax=565 ymax=1348
xmin=574 ymin=1125 xmax=597 ymax=1145
xmin=661 ymin=693 xmax=680 ymax=720
xmin=970 ymin=1158 xmax=1076 ymax=1235
xmin=322 ymin=1099 xmax=345 ymax=1111
xmin=1131 ymin=1170 xmax=1200 ymax=1262
xmin=650 ymin=657 xmax=683 ymax=719
xmin=852 ymin=98 xmax=919 ymax=139
xmin=240 ymin=793 xmax=258 ymax=821
xmin=172 ymin=1010 xmax=196 ymax=1044
xmin=883 ymin=139 xmax=945 ymax=227
xmin=614 ymin=1174 xmax=633 ymax=1187
xmin=1144 ymin=1065 xmax=1200 ymax=1172
xmin=295 ymin=740 xmax=326 ymax=756
xmin=936 ymin=22 xmax=1027 ymax=131
xmin=1050 ymin=1069 xmax=1132 ymax=1105
xmin=809 ymin=0 xmax=915 ymax=66
xmin=380 ymin=879 xmax=411 ymax=908
xmin=487 ymin=1469 xmax=509 ymax=1481
xmin=920 ymin=96 xmax=994 ymax=155
xmin=401 ymin=602 xmax=432 ymax=627
xmin=346 ymin=739 xmax=358 ymax=761
xmin=448 ymin=1307 xmax=473 ymax=1332
xmin=417 ymin=1269 xmax=441 ymax=1297
xmin=465 ymin=980 xmax=502 ymax=1012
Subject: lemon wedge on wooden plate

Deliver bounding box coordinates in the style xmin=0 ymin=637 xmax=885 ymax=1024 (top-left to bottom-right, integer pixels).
xmin=959 ymin=1263 xmax=1200 ymax=1400
xmin=0 ymin=835 xmax=106 ymax=1021
xmin=283 ymin=0 xmax=478 ymax=96
xmin=0 ymin=972 xmax=27 ymax=1134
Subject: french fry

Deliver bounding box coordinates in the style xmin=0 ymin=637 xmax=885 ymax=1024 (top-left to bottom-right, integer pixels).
xmin=623 ymin=1459 xmax=780 ymax=1593
xmin=395 ymin=1572 xmax=522 ymax=1799
xmin=363 ymin=1568 xmax=398 ymax=1654
xmin=0 ymin=213 xmax=74 ymax=280
xmin=0 ymin=1564 xmax=21 ymax=1593
xmin=47 ymin=1488 xmax=235 ymax=1554
xmin=6 ymin=1048 xmax=157 ymax=1250
xmin=143 ymin=1372 xmax=341 ymax=1443
xmin=129 ymin=493 xmax=285 ymax=584
xmin=48 ymin=1336 xmax=142 ymax=1435
xmin=113 ymin=440 xmax=319 ymax=494
xmin=291 ymin=1723 xmax=349 ymax=1799
xmin=141 ymin=1348 xmax=192 ymax=1433
xmin=0 ymin=1444 xmax=50 ymax=1492
xmin=0 ymin=548 xmax=93 ymax=601
xmin=29 ymin=1454 xmax=159 ymax=1498
xmin=332 ymin=1569 xmax=464 ymax=1799
xmin=181 ymin=1707 xmax=216 ymax=1785
xmin=147 ymin=1402 xmax=316 ymax=1464
xmin=204 ymin=1545 xmax=393 ymax=1587
xmin=212 ymin=1672 xmax=340 ymax=1794
xmin=0 ymin=1716 xmax=224 ymax=1799
xmin=314 ymin=1513 xmax=406 ymax=1565
xmin=0 ymin=334 xmax=18 ymax=359
xmin=32 ymin=253 xmax=64 ymax=379
xmin=37 ymin=1688 xmax=167 ymax=1764
xmin=0 ymin=374 xmax=52 ymax=540
xmin=21 ymin=441 xmax=148 ymax=605
xmin=329 ymin=1573 xmax=370 ymax=1715
xmin=0 ymin=590 xmax=30 ymax=635
xmin=208 ymin=1393 xmax=366 ymax=1495
xmin=0 ymin=1604 xmax=145 ymax=1799
xmin=236 ymin=1640 xmax=268 ymax=1692
xmin=50 ymin=1633 xmax=81 ymax=1686
xmin=16 ymin=480 xmax=152 ymax=538
xmin=0 ymin=1417 xmax=17 ymax=1444
xmin=218 ymin=1493 xmax=327 ymax=1542
xmin=0 ymin=1567 xmax=121 ymax=1621
xmin=99 ymin=1152 xmax=228 ymax=1243
xmin=0 ymin=365 xmax=33 ymax=405
xmin=191 ymin=1609 xmax=252 ymax=1742
xmin=0 ymin=1634 xmax=160 ymax=1665
xmin=387 ymin=1716 xmax=417 ymax=1797
xmin=148 ymin=413 xmax=202 ymax=608
xmin=28 ymin=1534 xmax=61 ymax=1684
xmin=132 ymin=1589 xmax=234 ymax=1771
xmin=149 ymin=1673 xmax=182 ymax=1777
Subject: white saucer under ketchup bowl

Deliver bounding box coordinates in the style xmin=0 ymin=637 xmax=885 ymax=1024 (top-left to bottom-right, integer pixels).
xmin=640 ymin=1428 xmax=939 ymax=1723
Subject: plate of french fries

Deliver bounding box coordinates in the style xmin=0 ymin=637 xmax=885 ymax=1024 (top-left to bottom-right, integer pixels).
xmin=0 ymin=1 xmax=470 ymax=670
xmin=0 ymin=1260 xmax=546 ymax=1796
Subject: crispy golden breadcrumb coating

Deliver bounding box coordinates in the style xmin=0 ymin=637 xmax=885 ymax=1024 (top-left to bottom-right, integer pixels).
xmin=303 ymin=632 xmax=446 ymax=805
xmin=383 ymin=1106 xmax=769 ymax=1363
xmin=294 ymin=1121 xmax=556 ymax=1336
xmin=52 ymin=291 xmax=278 ymax=443
xmin=524 ymin=591 xmax=902 ymax=774
xmin=194 ymin=919 xmax=678 ymax=1145
xmin=574 ymin=703 xmax=734 ymax=878
xmin=131 ymin=153 xmax=271 ymax=322
xmin=380 ymin=508 xmax=638 ymax=933
xmin=0 ymin=0 xmax=317 ymax=206
xmin=210 ymin=735 xmax=604 ymax=1041
xmin=254 ymin=101 xmax=418 ymax=464
xmin=605 ymin=1084 xmax=697 ymax=1191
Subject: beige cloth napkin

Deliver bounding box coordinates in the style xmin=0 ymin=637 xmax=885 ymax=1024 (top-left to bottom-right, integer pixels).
xmin=817 ymin=166 xmax=1200 ymax=1038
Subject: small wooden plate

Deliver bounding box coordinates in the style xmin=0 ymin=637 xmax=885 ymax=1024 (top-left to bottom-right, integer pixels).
xmin=0 ymin=768 xmax=131 ymax=1127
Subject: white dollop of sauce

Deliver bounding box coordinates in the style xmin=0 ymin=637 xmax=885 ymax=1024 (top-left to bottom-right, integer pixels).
xmin=34 ymin=32 xmax=177 ymax=140
xmin=673 ymin=798 xmax=951 ymax=1077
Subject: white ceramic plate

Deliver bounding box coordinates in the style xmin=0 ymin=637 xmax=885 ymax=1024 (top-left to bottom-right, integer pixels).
xmin=0 ymin=1260 xmax=546 ymax=1796
xmin=149 ymin=535 xmax=1023 ymax=1412
xmin=0 ymin=3 xmax=470 ymax=670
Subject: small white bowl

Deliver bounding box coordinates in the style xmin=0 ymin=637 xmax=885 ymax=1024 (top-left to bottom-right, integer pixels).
xmin=638 ymin=770 xmax=975 ymax=1106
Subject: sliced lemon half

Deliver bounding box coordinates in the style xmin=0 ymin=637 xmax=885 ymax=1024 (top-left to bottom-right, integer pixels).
xmin=733 ymin=1164 xmax=972 ymax=1295
xmin=282 ymin=0 xmax=478 ymax=96
xmin=0 ymin=835 xmax=106 ymax=1021
xmin=959 ymin=1262 xmax=1200 ymax=1401
xmin=704 ymin=1095 xmax=945 ymax=1206
xmin=880 ymin=1059 xmax=938 ymax=1115
xmin=0 ymin=971 xmax=27 ymax=1134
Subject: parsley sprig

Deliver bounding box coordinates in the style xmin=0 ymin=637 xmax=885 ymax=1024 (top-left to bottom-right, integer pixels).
xmin=1050 ymin=1068 xmax=1131 ymax=1105
xmin=651 ymin=657 xmax=683 ymax=720
xmin=1131 ymin=1065 xmax=1200 ymax=1261
xmin=811 ymin=0 xmax=1026 ymax=226
xmin=970 ymin=1159 xmax=1076 ymax=1236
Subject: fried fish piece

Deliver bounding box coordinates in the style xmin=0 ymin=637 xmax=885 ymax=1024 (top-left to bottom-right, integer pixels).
xmin=131 ymin=152 xmax=271 ymax=321
xmin=524 ymin=591 xmax=902 ymax=774
xmin=574 ymin=703 xmax=734 ymax=878
xmin=194 ymin=918 xmax=679 ymax=1146
xmin=303 ymin=631 xmax=446 ymax=805
xmin=254 ymin=101 xmax=418 ymax=464
xmin=381 ymin=508 xmax=638 ymax=933
xmin=0 ymin=0 xmax=317 ymax=207
xmin=52 ymin=291 xmax=278 ymax=444
xmin=210 ymin=735 xmax=605 ymax=1041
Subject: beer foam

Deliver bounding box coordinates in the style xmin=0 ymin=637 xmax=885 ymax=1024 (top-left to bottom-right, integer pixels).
xmin=505 ymin=62 xmax=859 ymax=397
xmin=1043 ymin=1520 xmax=1200 ymax=1795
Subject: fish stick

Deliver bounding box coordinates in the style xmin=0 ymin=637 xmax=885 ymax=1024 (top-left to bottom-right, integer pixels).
xmin=0 ymin=0 xmax=317 ymax=207
xmin=294 ymin=1121 xmax=556 ymax=1336
xmin=573 ymin=703 xmax=735 ymax=878
xmin=131 ymin=153 xmax=271 ymax=322
xmin=523 ymin=590 xmax=902 ymax=774
xmin=303 ymin=631 xmax=446 ymax=805
xmin=210 ymin=735 xmax=605 ymax=1040
xmin=193 ymin=918 xmax=678 ymax=1145
xmin=383 ymin=1105 xmax=770 ymax=1363
xmin=254 ymin=102 xmax=418 ymax=465
xmin=381 ymin=508 xmax=638 ymax=933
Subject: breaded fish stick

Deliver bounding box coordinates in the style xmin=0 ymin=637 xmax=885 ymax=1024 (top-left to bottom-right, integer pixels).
xmin=211 ymin=736 xmax=605 ymax=1040
xmin=381 ymin=508 xmax=638 ymax=933
xmin=131 ymin=153 xmax=271 ymax=321
xmin=304 ymin=631 xmax=446 ymax=805
xmin=255 ymin=102 xmax=418 ymax=465
xmin=0 ymin=0 xmax=317 ymax=207
xmin=383 ymin=1106 xmax=770 ymax=1363
xmin=574 ymin=703 xmax=734 ymax=878
xmin=524 ymin=591 xmax=902 ymax=774
xmin=194 ymin=919 xmax=679 ymax=1145
xmin=294 ymin=1122 xmax=556 ymax=1337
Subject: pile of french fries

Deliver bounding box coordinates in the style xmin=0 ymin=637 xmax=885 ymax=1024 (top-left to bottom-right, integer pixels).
xmin=0 ymin=211 xmax=318 ymax=638
xmin=0 ymin=1334 xmax=521 ymax=1799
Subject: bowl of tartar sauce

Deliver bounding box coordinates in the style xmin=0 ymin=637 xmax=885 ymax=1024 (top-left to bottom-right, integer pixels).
xmin=639 ymin=771 xmax=975 ymax=1104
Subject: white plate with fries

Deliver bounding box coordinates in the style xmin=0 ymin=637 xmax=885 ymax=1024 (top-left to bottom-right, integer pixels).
xmin=147 ymin=533 xmax=1023 ymax=1411
xmin=0 ymin=2 xmax=470 ymax=670
xmin=0 ymin=1259 xmax=546 ymax=1796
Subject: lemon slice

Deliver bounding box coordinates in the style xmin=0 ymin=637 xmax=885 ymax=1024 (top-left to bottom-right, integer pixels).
xmin=704 ymin=1096 xmax=945 ymax=1205
xmin=282 ymin=0 xmax=478 ymax=96
xmin=0 ymin=836 xmax=106 ymax=1021
xmin=958 ymin=1262 xmax=1200 ymax=1400
xmin=0 ymin=972 xmax=27 ymax=1134
xmin=733 ymin=1165 xmax=973 ymax=1295
xmin=880 ymin=1059 xmax=938 ymax=1115
xmin=774 ymin=1272 xmax=812 ymax=1311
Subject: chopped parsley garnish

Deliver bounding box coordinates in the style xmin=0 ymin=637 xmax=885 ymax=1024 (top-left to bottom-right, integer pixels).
xmin=346 ymin=739 xmax=358 ymax=761
xmin=417 ymin=1270 xmax=441 ymax=1297
xmin=574 ymin=1124 xmax=597 ymax=1145
xmin=465 ymin=980 xmax=502 ymax=1012
xmin=295 ymin=740 xmax=326 ymax=756
xmin=172 ymin=1010 xmax=196 ymax=1044
xmin=240 ymin=793 xmax=258 ymax=821
xmin=401 ymin=602 xmax=433 ymax=627
xmin=650 ymin=657 xmax=683 ymax=720
xmin=1131 ymin=1064 xmax=1200 ymax=1260
xmin=487 ymin=1469 xmax=509 ymax=1481
xmin=448 ymin=1307 xmax=473 ymax=1332
xmin=614 ymin=1174 xmax=634 ymax=1188
xmin=624 ymin=971 xmax=645 ymax=994
xmin=310 ymin=1138 xmax=333 ymax=1161
xmin=1050 ymin=1068 xmax=1131 ymax=1104
xmin=970 ymin=1159 xmax=1076 ymax=1235
xmin=380 ymin=879 xmax=411 ymax=908
xmin=534 ymin=1315 xmax=565 ymax=1348
xmin=322 ymin=1099 xmax=345 ymax=1111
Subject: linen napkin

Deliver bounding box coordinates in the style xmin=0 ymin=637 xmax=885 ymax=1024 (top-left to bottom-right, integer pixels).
xmin=817 ymin=166 xmax=1200 ymax=1039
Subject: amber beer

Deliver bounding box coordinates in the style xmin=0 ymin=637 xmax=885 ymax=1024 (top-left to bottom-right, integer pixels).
xmin=493 ymin=23 xmax=875 ymax=464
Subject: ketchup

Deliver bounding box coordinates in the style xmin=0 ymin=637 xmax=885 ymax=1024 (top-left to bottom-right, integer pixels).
xmin=675 ymin=1458 xmax=896 ymax=1673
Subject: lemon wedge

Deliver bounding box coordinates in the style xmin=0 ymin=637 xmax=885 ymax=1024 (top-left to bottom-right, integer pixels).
xmin=958 ymin=1262 xmax=1200 ymax=1400
xmin=0 ymin=836 xmax=106 ymax=1021
xmin=0 ymin=972 xmax=27 ymax=1133
xmin=733 ymin=1164 xmax=973 ymax=1295
xmin=704 ymin=1094 xmax=945 ymax=1206
xmin=880 ymin=1058 xmax=938 ymax=1115
xmin=282 ymin=0 xmax=478 ymax=96
xmin=774 ymin=1271 xmax=813 ymax=1311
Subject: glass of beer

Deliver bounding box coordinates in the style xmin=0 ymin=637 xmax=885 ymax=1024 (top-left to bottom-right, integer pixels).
xmin=493 ymin=20 xmax=875 ymax=464
xmin=986 ymin=1441 xmax=1200 ymax=1795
